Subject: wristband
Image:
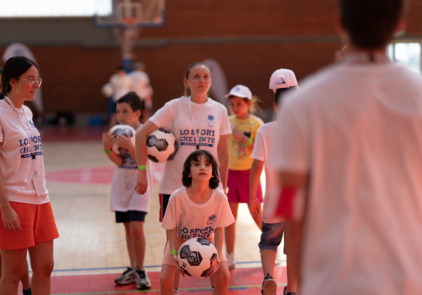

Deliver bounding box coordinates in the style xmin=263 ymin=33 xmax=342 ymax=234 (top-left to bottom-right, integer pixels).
xmin=137 ymin=165 xmax=147 ymax=171
xmin=170 ymin=249 xmax=178 ymax=255
xmin=104 ymin=149 xmax=112 ymax=154
xmin=245 ymin=138 xmax=253 ymax=147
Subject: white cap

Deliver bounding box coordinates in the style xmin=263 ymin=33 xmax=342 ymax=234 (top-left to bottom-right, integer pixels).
xmin=269 ymin=69 xmax=298 ymax=93
xmin=225 ymin=84 xmax=252 ymax=100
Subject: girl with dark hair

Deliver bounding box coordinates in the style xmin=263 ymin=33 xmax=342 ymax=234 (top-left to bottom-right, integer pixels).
xmin=135 ymin=62 xmax=231 ymax=293
xmin=0 ymin=56 xmax=59 ymax=295
xmin=160 ymin=150 xmax=234 ymax=295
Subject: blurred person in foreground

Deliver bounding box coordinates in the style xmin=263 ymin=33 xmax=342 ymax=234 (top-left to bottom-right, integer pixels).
xmin=272 ymin=0 xmax=422 ymax=294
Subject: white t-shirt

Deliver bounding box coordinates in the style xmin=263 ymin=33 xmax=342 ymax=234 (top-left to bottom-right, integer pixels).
xmin=110 ymin=151 xmax=152 ymax=212
xmin=251 ymin=121 xmax=283 ymax=223
xmin=273 ymin=60 xmax=422 ymax=295
xmin=0 ymin=97 xmax=49 ymax=204
xmin=149 ymin=96 xmax=231 ymax=195
xmin=109 ymin=73 xmax=132 ymax=102
xmin=129 ymin=70 xmax=153 ymax=109
xmin=161 ymin=186 xmax=235 ymax=242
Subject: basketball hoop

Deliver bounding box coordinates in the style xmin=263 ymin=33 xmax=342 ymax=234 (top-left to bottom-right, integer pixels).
xmin=122 ymin=16 xmax=138 ymax=28
xmin=93 ymin=0 xmax=166 ymax=69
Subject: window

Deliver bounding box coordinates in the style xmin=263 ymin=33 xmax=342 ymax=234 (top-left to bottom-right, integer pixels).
xmin=0 ymin=0 xmax=111 ymax=17
xmin=388 ymin=42 xmax=421 ymax=73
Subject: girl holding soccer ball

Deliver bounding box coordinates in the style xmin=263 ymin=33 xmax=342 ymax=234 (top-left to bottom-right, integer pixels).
xmin=160 ymin=150 xmax=234 ymax=294
xmin=135 ymin=62 xmax=231 ymax=293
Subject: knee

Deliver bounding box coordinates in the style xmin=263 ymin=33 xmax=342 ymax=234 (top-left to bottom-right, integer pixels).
xmin=1 ymin=267 xmax=26 ymax=285
xmin=216 ymin=267 xmax=230 ymax=288
xmin=130 ymin=222 xmax=144 ymax=237
xmin=32 ymin=260 xmax=54 ymax=277
xmin=160 ymin=272 xmax=173 ymax=292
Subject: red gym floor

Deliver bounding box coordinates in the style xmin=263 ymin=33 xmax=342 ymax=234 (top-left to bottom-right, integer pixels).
xmin=28 ymin=126 xmax=288 ymax=294
xmin=49 ymin=266 xmax=287 ymax=294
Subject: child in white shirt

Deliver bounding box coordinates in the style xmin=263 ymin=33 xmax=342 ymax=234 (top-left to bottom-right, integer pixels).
xmin=161 ymin=150 xmax=235 ymax=295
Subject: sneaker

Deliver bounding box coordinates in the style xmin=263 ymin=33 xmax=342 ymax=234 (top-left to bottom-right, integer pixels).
xmin=136 ymin=269 xmax=151 ymax=290
xmin=22 ymin=289 xmax=32 ymax=295
xmin=114 ymin=267 xmax=136 ymax=285
xmin=283 ymin=286 xmax=297 ymax=295
xmin=226 ymin=253 xmax=235 ymax=270
xmin=275 ymin=247 xmax=283 ymax=265
xmin=261 ymin=273 xmax=277 ymax=295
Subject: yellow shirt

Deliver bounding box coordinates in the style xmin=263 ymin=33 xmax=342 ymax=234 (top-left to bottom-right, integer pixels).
xmin=228 ymin=115 xmax=264 ymax=170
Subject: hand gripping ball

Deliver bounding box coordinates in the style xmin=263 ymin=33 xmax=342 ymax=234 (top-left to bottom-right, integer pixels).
xmin=146 ymin=129 xmax=178 ymax=163
xmin=177 ymin=237 xmax=219 ymax=278
xmin=109 ymin=124 xmax=136 ymax=155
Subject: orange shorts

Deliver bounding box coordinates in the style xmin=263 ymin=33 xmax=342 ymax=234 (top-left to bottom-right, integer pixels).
xmin=0 ymin=202 xmax=59 ymax=250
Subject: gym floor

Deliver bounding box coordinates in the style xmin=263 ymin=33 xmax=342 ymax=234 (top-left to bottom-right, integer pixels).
xmin=30 ymin=126 xmax=287 ymax=294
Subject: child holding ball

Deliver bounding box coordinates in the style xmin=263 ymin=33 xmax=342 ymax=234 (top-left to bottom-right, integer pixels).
xmin=102 ymin=92 xmax=152 ymax=290
xmin=161 ymin=150 xmax=235 ymax=295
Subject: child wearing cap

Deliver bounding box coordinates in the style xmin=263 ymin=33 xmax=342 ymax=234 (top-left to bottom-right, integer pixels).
xmin=249 ymin=69 xmax=299 ymax=295
xmin=224 ymin=84 xmax=264 ymax=270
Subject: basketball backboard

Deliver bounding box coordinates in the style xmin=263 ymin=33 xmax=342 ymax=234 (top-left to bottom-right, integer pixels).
xmin=94 ymin=0 xmax=166 ymax=29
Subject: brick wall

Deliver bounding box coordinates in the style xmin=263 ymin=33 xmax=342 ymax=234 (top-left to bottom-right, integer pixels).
xmin=0 ymin=0 xmax=421 ymax=121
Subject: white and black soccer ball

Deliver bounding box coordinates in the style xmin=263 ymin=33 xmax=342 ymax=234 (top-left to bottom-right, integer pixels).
xmin=146 ymin=129 xmax=178 ymax=163
xmin=101 ymin=83 xmax=113 ymax=98
xmin=109 ymin=124 xmax=136 ymax=155
xmin=177 ymin=237 xmax=219 ymax=278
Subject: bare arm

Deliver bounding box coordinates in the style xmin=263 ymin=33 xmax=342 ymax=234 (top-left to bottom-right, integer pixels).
xmin=167 ymin=228 xmax=180 ymax=256
xmin=214 ymin=227 xmax=224 ymax=258
xmin=134 ymin=120 xmax=158 ymax=194
xmin=278 ymin=171 xmax=309 ymax=286
xmin=217 ymin=134 xmax=229 ymax=189
xmin=102 ymin=132 xmax=123 ymax=166
xmin=249 ymin=159 xmax=264 ymax=219
xmin=0 ymin=144 xmax=21 ymax=231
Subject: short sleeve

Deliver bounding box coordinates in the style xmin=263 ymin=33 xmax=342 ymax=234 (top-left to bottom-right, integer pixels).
xmin=218 ymin=106 xmax=232 ymax=136
xmin=216 ymin=190 xmax=235 ymax=227
xmin=271 ymin=101 xmax=309 ymax=173
xmin=251 ymin=127 xmax=265 ymax=161
xmin=0 ymin=120 xmax=4 ymax=143
xmin=161 ymin=192 xmax=177 ymax=230
xmin=149 ymin=99 xmax=177 ymax=132
xmin=251 ymin=117 xmax=264 ymax=141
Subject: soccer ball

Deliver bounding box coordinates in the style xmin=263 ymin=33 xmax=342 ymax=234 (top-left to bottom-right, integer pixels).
xmin=101 ymin=83 xmax=113 ymax=97
xmin=177 ymin=237 xmax=219 ymax=278
xmin=146 ymin=129 xmax=178 ymax=163
xmin=109 ymin=124 xmax=136 ymax=155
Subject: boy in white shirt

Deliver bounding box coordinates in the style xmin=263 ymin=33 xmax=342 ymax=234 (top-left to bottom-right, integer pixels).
xmin=273 ymin=0 xmax=422 ymax=294
xmin=249 ymin=69 xmax=299 ymax=295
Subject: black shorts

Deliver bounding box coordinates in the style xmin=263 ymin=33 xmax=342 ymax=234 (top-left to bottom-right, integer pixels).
xmin=115 ymin=210 xmax=147 ymax=223
xmin=159 ymin=194 xmax=171 ymax=222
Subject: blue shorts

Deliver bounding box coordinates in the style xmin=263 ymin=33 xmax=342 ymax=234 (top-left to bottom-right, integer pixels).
xmin=258 ymin=221 xmax=285 ymax=253
xmin=115 ymin=210 xmax=147 ymax=223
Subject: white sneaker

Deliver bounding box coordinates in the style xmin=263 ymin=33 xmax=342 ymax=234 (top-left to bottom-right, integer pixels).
xmin=275 ymin=247 xmax=283 ymax=265
xmin=226 ymin=253 xmax=235 ymax=270
xmin=135 ymin=269 xmax=151 ymax=290
xmin=114 ymin=267 xmax=136 ymax=285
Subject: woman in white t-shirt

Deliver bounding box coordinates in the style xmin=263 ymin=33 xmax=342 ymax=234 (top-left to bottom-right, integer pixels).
xmin=0 ymin=56 xmax=59 ymax=294
xmin=135 ymin=62 xmax=231 ymax=293
xmin=135 ymin=62 xmax=231 ymax=220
